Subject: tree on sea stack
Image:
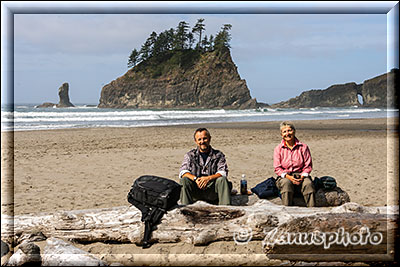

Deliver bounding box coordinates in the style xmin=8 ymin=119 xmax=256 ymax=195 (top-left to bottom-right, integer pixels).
xmin=192 ymin=18 xmax=206 ymax=49
xmin=214 ymin=24 xmax=232 ymax=51
xmin=174 ymin=21 xmax=190 ymax=50
xmin=127 ymin=48 xmax=139 ymax=68
xmin=126 ymin=19 xmax=232 ymax=70
xmin=139 ymin=38 xmax=152 ymax=62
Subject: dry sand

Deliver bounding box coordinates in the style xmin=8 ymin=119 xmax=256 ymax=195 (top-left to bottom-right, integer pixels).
xmin=1 ymin=117 xmax=398 ymax=265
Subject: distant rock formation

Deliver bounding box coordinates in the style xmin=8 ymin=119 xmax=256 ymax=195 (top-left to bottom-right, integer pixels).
xmin=272 ymin=82 xmax=362 ymax=108
xmin=36 ymin=102 xmax=56 ymax=108
xmin=37 ymin=83 xmax=75 ymax=108
xmin=98 ymin=48 xmax=257 ymax=109
xmin=56 ymin=83 xmax=74 ymax=107
xmin=271 ymin=68 xmax=398 ymax=108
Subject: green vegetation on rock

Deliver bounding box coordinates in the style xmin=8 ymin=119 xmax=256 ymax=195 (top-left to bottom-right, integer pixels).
xmin=127 ymin=18 xmax=233 ymax=78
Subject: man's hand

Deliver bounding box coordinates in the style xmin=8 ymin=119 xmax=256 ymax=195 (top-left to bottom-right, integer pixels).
xmin=196 ymin=176 xmax=211 ymax=189
xmin=183 ymin=173 xmax=221 ymax=190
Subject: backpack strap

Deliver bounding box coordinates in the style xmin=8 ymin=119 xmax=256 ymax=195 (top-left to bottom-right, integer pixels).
xmin=141 ymin=219 xmax=152 ymax=248
xmin=128 ymin=197 xmax=150 ymax=222
xmin=127 ymin=197 xmax=156 ymax=248
xmin=140 ymin=207 xmax=166 ymax=248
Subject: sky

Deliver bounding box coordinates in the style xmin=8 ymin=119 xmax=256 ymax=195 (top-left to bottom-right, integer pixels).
xmin=2 ymin=1 xmax=399 ymax=105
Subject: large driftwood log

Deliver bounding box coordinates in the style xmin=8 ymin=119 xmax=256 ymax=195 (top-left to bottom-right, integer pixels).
xmin=2 ymin=201 xmax=329 ymax=246
xmin=2 ymin=201 xmax=397 ymax=253
xmin=1 ymin=190 xmax=351 ymax=246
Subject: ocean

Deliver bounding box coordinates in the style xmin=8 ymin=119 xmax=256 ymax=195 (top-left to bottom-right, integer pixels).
xmin=1 ymin=104 xmax=398 ymax=132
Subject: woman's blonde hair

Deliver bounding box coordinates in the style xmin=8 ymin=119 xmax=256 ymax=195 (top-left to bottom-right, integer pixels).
xmin=280 ymin=121 xmax=296 ymax=132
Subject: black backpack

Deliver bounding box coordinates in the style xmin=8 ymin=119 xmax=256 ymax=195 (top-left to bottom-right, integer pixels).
xmin=127 ymin=175 xmax=181 ymax=248
xmin=313 ymin=176 xmax=337 ymax=191
xmin=251 ymin=177 xmax=280 ymax=199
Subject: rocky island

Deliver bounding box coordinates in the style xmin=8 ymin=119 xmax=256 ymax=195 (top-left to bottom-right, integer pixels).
xmin=270 ymin=68 xmax=398 ymax=108
xmin=98 ymin=48 xmax=256 ymax=109
xmin=36 ymin=82 xmax=75 ymax=108
xmin=98 ymin=20 xmax=257 ymax=109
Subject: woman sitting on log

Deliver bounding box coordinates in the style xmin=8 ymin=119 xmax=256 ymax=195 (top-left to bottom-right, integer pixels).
xmin=273 ymin=121 xmax=316 ymax=207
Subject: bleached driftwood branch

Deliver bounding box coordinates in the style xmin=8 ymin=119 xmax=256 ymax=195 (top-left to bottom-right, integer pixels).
xmin=5 ymin=238 xmax=107 ymax=266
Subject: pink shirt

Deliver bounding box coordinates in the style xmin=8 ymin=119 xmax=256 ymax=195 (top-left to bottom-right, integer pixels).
xmin=273 ymin=138 xmax=312 ymax=178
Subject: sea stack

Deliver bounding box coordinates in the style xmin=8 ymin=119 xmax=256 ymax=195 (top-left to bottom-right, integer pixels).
xmin=36 ymin=82 xmax=75 ymax=108
xmin=270 ymin=69 xmax=398 ymax=108
xmin=56 ymin=82 xmax=74 ymax=108
xmin=98 ymin=47 xmax=257 ymax=109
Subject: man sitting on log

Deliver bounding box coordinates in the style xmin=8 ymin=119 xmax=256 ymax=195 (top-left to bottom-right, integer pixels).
xmin=179 ymin=128 xmax=231 ymax=205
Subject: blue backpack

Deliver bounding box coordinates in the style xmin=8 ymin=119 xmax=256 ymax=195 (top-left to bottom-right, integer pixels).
xmin=251 ymin=177 xmax=280 ymax=198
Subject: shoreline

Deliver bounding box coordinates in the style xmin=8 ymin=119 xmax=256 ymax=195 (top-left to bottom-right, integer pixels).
xmin=4 ymin=105 xmax=398 ymax=132
xmin=2 ymin=116 xmax=398 ymax=133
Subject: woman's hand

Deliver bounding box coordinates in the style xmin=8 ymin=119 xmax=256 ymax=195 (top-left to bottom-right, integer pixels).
xmin=286 ymin=174 xmax=303 ymax=185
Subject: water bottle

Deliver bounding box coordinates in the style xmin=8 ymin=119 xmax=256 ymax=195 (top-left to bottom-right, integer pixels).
xmin=240 ymin=174 xmax=247 ymax=195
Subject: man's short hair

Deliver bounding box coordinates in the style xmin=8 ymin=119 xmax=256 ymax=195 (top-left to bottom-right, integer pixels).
xmin=280 ymin=121 xmax=296 ymax=132
xmin=194 ymin=128 xmax=211 ymax=139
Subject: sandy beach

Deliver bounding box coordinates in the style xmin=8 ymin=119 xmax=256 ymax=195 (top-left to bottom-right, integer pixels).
xmin=1 ymin=117 xmax=398 ymax=265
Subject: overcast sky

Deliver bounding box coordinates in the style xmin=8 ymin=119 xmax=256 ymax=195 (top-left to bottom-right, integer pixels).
xmin=2 ymin=2 xmax=399 ymax=105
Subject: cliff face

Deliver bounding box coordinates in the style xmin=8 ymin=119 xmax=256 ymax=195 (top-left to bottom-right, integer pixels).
xmin=360 ymin=71 xmax=397 ymax=108
xmin=271 ymin=69 xmax=398 ymax=108
xmin=271 ymin=83 xmax=361 ymax=108
xmin=98 ymin=48 xmax=257 ymax=109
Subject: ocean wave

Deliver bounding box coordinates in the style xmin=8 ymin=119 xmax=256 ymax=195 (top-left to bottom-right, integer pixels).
xmin=9 ymin=115 xmax=162 ymax=123
xmin=3 ymin=106 xmax=397 ymax=132
xmin=12 ymin=109 xmax=230 ymax=118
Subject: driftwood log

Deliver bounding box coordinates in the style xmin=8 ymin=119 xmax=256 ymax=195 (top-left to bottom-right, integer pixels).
xmin=41 ymin=237 xmax=107 ymax=266
xmin=5 ymin=238 xmax=107 ymax=266
xmin=6 ymin=241 xmax=41 ymax=266
xmin=1 ymin=199 xmax=398 ymax=263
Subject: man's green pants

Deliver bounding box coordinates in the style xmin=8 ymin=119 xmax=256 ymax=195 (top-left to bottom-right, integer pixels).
xmin=180 ymin=176 xmax=231 ymax=205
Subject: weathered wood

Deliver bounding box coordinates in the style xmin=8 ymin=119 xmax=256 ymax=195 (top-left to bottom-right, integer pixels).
xmin=1 ymin=240 xmax=11 ymax=266
xmin=262 ymin=203 xmax=399 ymax=262
xmin=41 ymin=237 xmax=107 ymax=266
xmin=263 ymin=213 xmax=397 ymax=258
xmin=1 ymin=200 xmax=398 ymax=264
xmin=6 ymin=241 xmax=41 ymax=266
xmin=1 ymin=201 xmax=397 ymax=252
xmin=1 ymin=205 xmax=142 ymax=246
xmin=1 ymin=201 xmax=323 ymax=246
xmin=0 ymin=240 xmax=9 ymax=257
xmin=4 ymin=238 xmax=107 ymax=266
